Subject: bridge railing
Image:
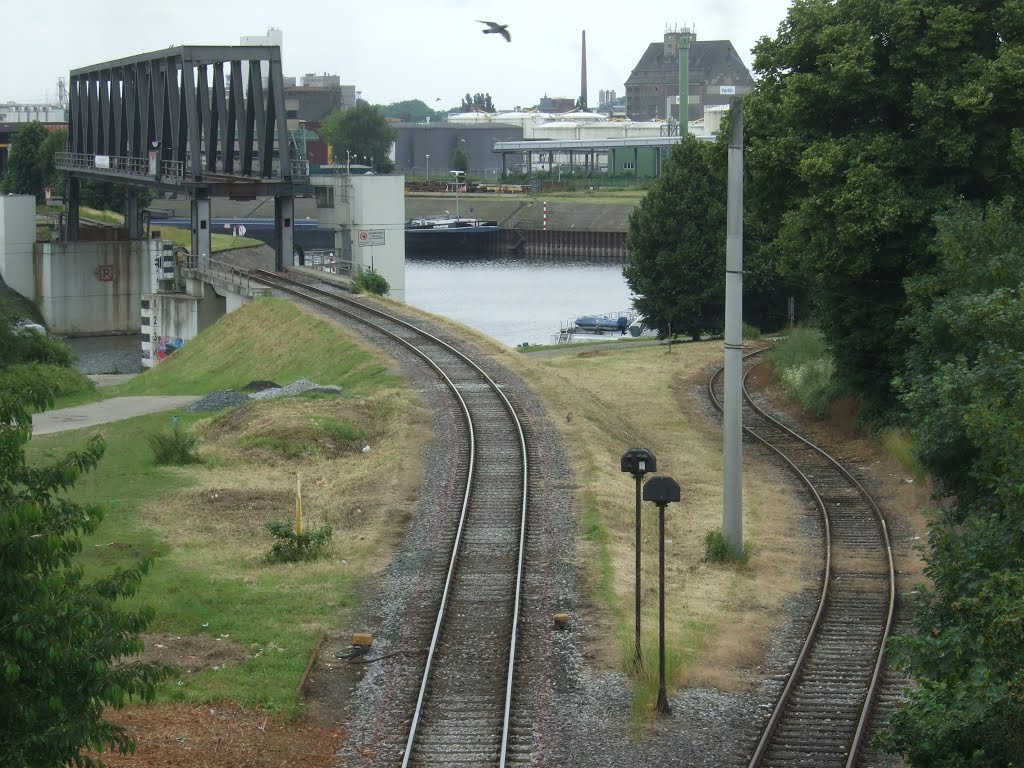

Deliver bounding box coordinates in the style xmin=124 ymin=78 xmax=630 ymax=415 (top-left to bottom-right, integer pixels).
xmin=183 ymin=254 xmax=270 ymax=295
xmin=56 ymin=152 xmax=308 ymax=182
xmin=56 ymin=151 xmax=185 ymax=180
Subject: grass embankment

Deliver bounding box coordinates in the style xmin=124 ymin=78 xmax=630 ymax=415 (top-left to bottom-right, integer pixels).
xmin=26 ymin=298 xmax=427 ymax=718
xmin=156 ymin=226 xmax=265 ymax=254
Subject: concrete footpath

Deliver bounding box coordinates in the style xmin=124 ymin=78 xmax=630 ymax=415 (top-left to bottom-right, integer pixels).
xmin=32 ymin=396 xmax=203 ymax=436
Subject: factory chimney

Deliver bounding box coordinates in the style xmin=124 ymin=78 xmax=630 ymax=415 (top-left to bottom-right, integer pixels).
xmin=579 ymin=30 xmax=588 ymax=110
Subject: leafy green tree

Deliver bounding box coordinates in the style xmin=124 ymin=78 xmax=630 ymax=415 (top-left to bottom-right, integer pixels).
xmin=452 ymin=147 xmax=468 ymax=174
xmin=623 ymin=134 xmax=726 ymax=340
xmin=880 ymin=198 xmax=1024 ymax=766
xmin=378 ymin=99 xmax=446 ymax=123
xmin=319 ymin=102 xmax=397 ymax=174
xmin=1 ymin=121 xmax=48 ymax=200
xmin=38 ymin=128 xmax=68 ymax=198
xmin=745 ymin=0 xmax=1024 ymax=414
xmin=460 ymin=93 xmax=494 ymax=113
xmin=0 ymin=375 xmax=172 ymax=766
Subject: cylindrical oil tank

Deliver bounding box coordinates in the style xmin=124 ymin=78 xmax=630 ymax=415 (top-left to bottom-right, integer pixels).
xmin=534 ymin=121 xmax=580 ymax=140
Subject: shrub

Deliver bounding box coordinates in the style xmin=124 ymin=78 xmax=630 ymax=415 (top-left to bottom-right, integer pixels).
xmin=742 ymin=323 xmax=762 ymax=341
xmin=265 ymin=520 xmax=333 ymax=563
xmin=352 ymin=268 xmax=389 ymax=296
xmin=147 ymin=420 xmax=201 ymax=465
xmin=703 ymin=528 xmax=751 ymax=565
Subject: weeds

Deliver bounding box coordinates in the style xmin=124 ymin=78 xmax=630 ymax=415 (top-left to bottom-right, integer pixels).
xmin=265 ymin=520 xmax=333 ymax=563
xmin=768 ymin=328 xmax=843 ymax=417
xmin=703 ymin=528 xmax=751 ymax=565
xmin=147 ymin=419 xmax=202 ymax=465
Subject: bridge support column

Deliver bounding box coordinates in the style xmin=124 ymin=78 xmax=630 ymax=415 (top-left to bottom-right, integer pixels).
xmin=191 ymin=194 xmax=211 ymax=265
xmin=274 ymin=195 xmax=294 ymax=272
xmin=125 ymin=191 xmax=142 ymax=240
xmin=65 ymin=176 xmax=80 ymax=241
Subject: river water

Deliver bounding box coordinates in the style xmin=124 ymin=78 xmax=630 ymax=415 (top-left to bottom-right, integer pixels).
xmin=405 ymin=256 xmax=636 ymax=347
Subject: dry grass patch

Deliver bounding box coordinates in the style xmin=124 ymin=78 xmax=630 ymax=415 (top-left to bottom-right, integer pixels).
xmin=499 ymin=340 xmax=815 ymax=711
xmin=146 ymin=390 xmax=430 ymax=573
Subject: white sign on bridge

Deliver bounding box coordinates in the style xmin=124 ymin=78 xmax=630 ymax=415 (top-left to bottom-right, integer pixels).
xmin=357 ymin=229 xmax=386 ymax=246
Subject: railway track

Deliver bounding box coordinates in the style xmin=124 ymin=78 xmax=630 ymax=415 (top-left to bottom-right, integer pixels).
xmin=709 ymin=351 xmax=897 ymax=768
xmin=250 ymin=270 xmax=532 ymax=766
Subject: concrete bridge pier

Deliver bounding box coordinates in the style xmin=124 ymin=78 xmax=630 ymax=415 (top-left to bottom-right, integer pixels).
xmin=274 ymin=195 xmax=294 ymax=272
xmin=190 ymin=193 xmax=211 ymax=261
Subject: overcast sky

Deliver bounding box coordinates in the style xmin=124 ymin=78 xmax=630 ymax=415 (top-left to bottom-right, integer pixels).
xmin=3 ymin=0 xmax=795 ymax=110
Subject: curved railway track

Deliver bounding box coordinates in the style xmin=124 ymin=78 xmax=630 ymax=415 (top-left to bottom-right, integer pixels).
xmin=709 ymin=351 xmax=896 ymax=768
xmin=250 ymin=270 xmax=531 ymax=767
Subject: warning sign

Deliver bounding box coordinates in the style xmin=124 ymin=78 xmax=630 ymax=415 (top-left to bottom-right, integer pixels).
xmin=357 ymin=229 xmax=385 ymax=246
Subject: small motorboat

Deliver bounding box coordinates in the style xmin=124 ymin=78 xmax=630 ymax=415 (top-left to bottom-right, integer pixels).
xmin=573 ymin=314 xmax=629 ymax=334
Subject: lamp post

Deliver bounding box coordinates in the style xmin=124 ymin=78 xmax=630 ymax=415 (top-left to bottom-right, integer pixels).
xmin=621 ymin=448 xmax=656 ymax=672
xmin=450 ymin=170 xmax=465 ymax=220
xmin=425 ymin=153 xmax=430 ymax=181
xmin=345 ymin=149 xmax=351 ymax=175
xmin=642 ymin=474 xmax=681 ymax=715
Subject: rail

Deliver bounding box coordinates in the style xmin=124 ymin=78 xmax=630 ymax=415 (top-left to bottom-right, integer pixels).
xmin=709 ymin=349 xmax=896 ymax=768
xmin=247 ymin=271 xmax=530 ymax=766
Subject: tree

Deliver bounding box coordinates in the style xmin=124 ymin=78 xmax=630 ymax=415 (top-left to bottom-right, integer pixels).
xmin=460 ymin=93 xmax=494 ymax=113
xmin=38 ymin=128 xmax=68 ymax=198
xmin=623 ymin=135 xmax=726 ymax=340
xmin=378 ymin=99 xmax=446 ymax=123
xmin=452 ymin=147 xmax=468 ymax=174
xmin=878 ymin=198 xmax=1024 ymax=766
xmin=1 ymin=121 xmax=48 ymax=200
xmin=0 ymin=373 xmax=171 ymax=766
xmin=745 ymin=0 xmax=1024 ymax=414
xmin=318 ymin=102 xmax=397 ymax=174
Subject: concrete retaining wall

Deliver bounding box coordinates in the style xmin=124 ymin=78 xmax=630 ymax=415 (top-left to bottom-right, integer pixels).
xmin=0 ymin=195 xmax=36 ymax=299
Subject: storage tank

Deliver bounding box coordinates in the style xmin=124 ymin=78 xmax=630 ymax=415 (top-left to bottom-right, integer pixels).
xmin=447 ymin=112 xmax=495 ymax=124
xmin=703 ymin=104 xmax=730 ymax=135
xmin=534 ymin=121 xmax=580 ymax=140
xmin=493 ymin=111 xmax=550 ymax=139
xmin=555 ymin=111 xmax=608 ymax=123
xmin=578 ymin=122 xmax=627 ymax=140
xmin=621 ymin=121 xmax=666 ymax=137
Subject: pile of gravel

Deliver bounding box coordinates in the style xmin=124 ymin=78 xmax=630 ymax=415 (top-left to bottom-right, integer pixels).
xmin=186 ymin=390 xmax=251 ymax=412
xmin=248 ymin=378 xmax=342 ymax=400
xmin=186 ymin=379 xmax=342 ymax=412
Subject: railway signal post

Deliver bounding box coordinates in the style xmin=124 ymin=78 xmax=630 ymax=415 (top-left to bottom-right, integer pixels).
xmin=621 ymin=448 xmax=657 ymax=671
xmin=643 ymin=474 xmax=681 ymax=715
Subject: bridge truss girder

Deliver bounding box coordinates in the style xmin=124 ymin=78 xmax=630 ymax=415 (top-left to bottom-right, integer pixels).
xmin=64 ymin=45 xmax=296 ymax=191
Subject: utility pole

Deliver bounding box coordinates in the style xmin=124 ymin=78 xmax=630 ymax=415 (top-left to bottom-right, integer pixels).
xmin=723 ymin=97 xmax=745 ymax=555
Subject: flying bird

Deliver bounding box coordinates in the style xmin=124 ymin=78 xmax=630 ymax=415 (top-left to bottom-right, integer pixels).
xmin=476 ymin=20 xmax=511 ymax=42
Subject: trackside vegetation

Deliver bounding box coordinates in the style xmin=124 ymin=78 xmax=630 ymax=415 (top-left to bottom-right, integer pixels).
xmin=0 ymin=309 xmax=172 ymax=767
xmin=18 ymin=297 xmax=417 ymax=723
xmin=621 ymin=0 xmax=1023 ymax=760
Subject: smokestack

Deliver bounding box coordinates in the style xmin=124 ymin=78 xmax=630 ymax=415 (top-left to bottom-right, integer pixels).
xmin=678 ymin=33 xmax=690 ymax=130
xmin=580 ymin=30 xmax=588 ymax=111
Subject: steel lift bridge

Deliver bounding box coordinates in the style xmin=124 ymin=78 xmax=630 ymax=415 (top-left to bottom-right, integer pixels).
xmin=56 ymin=45 xmax=306 ymax=271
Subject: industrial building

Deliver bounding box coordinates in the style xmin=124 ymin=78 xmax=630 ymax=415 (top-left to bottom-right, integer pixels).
xmin=625 ymin=26 xmax=754 ymax=121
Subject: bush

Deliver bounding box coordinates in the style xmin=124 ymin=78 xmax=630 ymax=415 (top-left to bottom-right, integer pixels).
xmin=265 ymin=520 xmax=333 ymax=563
xmin=147 ymin=420 xmax=201 ymax=465
xmin=703 ymin=528 xmax=751 ymax=565
xmin=742 ymin=323 xmax=762 ymax=341
xmin=352 ymin=268 xmax=390 ymax=296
